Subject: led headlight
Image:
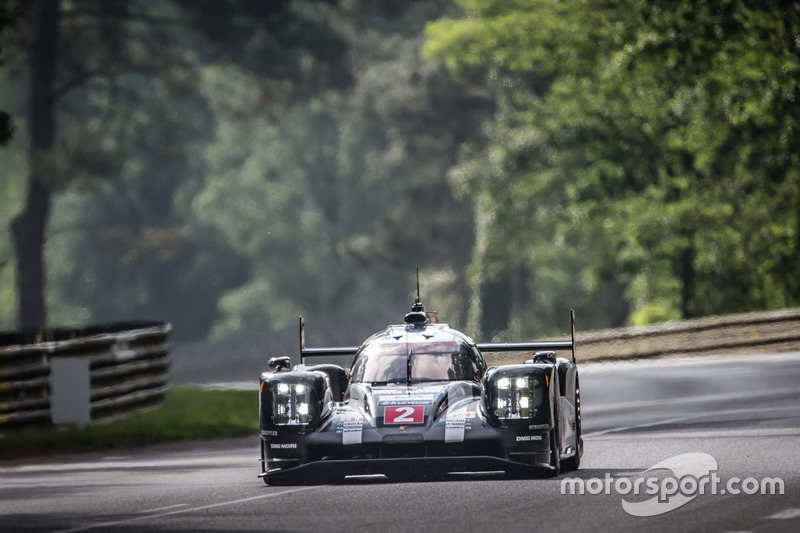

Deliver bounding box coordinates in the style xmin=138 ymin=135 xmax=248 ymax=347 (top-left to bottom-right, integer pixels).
xmin=493 ymin=375 xmax=534 ymax=419
xmin=273 ymin=382 xmax=313 ymax=425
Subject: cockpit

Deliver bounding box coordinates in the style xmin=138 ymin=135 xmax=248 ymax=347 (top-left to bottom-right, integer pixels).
xmin=349 ymin=341 xmax=482 ymax=384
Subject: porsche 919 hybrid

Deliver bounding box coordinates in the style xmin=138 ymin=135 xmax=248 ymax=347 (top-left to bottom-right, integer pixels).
xmin=258 ymin=290 xmax=582 ymax=484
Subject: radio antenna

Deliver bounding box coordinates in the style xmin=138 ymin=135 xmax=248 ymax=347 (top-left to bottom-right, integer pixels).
xmin=416 ymin=266 xmax=420 ymax=304
xmin=405 ymin=266 xmax=427 ymax=324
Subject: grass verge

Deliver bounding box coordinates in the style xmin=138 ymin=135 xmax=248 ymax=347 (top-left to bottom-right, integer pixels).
xmin=0 ymin=385 xmax=258 ymax=460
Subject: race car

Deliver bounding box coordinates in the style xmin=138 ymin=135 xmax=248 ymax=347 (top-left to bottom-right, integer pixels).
xmin=258 ymin=291 xmax=582 ymax=484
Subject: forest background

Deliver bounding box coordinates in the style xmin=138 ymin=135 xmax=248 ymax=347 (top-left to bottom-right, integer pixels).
xmin=1 ymin=0 xmax=798 ymax=345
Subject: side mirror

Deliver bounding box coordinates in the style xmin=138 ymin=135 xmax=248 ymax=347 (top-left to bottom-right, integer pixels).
xmin=268 ymin=356 xmax=292 ymax=372
xmin=533 ymin=351 xmax=557 ymax=364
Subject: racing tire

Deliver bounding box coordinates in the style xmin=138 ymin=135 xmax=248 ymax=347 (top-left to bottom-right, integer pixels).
xmin=547 ymin=422 xmax=561 ymax=477
xmin=561 ymin=377 xmax=582 ymax=472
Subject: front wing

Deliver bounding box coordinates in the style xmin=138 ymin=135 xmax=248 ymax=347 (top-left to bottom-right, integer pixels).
xmin=258 ymin=408 xmax=557 ymax=482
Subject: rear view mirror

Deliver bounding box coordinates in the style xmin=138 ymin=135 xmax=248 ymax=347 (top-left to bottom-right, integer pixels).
xmin=268 ymin=356 xmax=292 ymax=372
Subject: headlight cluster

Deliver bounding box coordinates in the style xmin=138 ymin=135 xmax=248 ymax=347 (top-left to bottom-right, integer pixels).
xmin=483 ymin=366 xmax=547 ymax=424
xmin=493 ymin=375 xmax=536 ymax=419
xmin=273 ymin=382 xmax=313 ymax=426
xmin=260 ymin=370 xmax=331 ymax=431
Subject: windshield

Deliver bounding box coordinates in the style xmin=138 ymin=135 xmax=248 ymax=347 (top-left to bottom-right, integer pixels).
xmin=350 ymin=341 xmax=480 ymax=384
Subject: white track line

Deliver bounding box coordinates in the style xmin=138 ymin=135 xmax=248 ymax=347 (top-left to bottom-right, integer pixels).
xmin=54 ymin=487 xmax=315 ymax=533
xmin=767 ymin=508 xmax=800 ymax=520
xmin=137 ymin=503 xmax=188 ymax=514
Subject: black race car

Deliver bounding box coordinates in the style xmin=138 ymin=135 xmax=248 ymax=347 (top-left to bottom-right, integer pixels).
xmin=258 ymin=292 xmax=582 ymax=484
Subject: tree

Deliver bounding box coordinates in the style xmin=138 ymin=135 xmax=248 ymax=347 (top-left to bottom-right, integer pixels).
xmin=10 ymin=0 xmax=58 ymax=330
xmin=332 ymin=0 xmax=493 ymax=329
xmin=4 ymin=0 xmax=353 ymax=336
xmin=185 ymin=0 xmax=495 ymax=337
xmin=424 ymin=0 xmax=800 ymax=334
xmin=7 ymin=0 xmax=213 ymax=332
xmin=424 ymin=0 xmax=627 ymax=337
xmin=548 ymin=0 xmax=800 ymax=320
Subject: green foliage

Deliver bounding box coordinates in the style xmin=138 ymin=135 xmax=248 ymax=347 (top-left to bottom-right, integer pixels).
xmin=12 ymin=1 xmax=250 ymax=339
xmin=425 ymin=0 xmax=800 ymax=335
xmin=184 ymin=1 xmax=489 ymax=337
xmin=629 ymin=301 xmax=681 ymax=327
xmin=2 ymin=0 xmax=383 ymax=338
xmin=191 ymin=68 xmax=399 ymax=336
xmin=0 ymin=386 xmax=257 ymax=458
xmin=4 ymin=0 xmax=796 ymax=344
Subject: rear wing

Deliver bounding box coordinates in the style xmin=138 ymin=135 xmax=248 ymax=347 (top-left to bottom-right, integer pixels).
xmin=298 ymin=310 xmax=576 ymax=365
xmin=476 ymin=310 xmax=576 ymax=365
xmin=299 ymin=317 xmax=358 ymax=364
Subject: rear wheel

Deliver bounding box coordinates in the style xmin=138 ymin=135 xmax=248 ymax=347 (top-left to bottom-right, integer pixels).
xmin=548 ymin=421 xmax=561 ymax=477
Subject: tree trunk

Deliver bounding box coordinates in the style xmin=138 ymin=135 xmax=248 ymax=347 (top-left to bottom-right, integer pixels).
xmin=10 ymin=0 xmax=58 ymax=331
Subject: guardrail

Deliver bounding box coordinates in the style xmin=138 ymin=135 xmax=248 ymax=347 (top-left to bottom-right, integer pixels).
xmin=0 ymin=321 xmax=172 ymax=428
xmin=484 ymin=308 xmax=800 ymax=366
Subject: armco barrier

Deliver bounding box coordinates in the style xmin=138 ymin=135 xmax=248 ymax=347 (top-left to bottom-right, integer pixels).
xmin=484 ymin=308 xmax=800 ymax=366
xmin=0 ymin=321 xmax=172 ymax=428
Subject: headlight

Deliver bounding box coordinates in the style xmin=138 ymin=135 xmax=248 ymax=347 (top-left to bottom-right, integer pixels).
xmin=483 ymin=366 xmax=550 ymax=424
xmin=493 ymin=375 xmax=534 ymax=419
xmin=259 ymin=370 xmax=333 ymax=431
xmin=273 ymin=382 xmax=313 ymax=425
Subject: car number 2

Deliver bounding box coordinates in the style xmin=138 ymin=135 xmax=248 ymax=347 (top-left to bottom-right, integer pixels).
xmin=384 ymin=405 xmax=424 ymax=424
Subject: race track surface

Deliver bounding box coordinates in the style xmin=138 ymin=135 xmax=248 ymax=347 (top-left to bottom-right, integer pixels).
xmin=2 ymin=352 xmax=799 ymax=532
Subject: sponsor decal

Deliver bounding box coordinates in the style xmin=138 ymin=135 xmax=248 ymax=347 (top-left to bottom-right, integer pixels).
xmin=516 ymin=435 xmax=543 ymax=442
xmin=270 ymin=443 xmax=298 ymax=449
xmin=337 ymin=413 xmax=365 ymax=445
xmin=378 ymin=393 xmax=436 ymax=406
xmin=445 ymin=410 xmax=468 ymax=443
xmin=384 ymin=405 xmax=425 ymax=425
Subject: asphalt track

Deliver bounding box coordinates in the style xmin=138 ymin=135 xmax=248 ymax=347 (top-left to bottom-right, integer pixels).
xmin=2 ymin=352 xmax=800 ymax=532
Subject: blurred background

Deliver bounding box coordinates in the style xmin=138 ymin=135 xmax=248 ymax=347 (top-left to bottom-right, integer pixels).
xmin=1 ymin=0 xmax=798 ymax=350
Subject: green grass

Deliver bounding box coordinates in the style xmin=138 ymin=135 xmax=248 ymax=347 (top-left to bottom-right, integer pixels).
xmin=0 ymin=386 xmax=258 ymax=459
